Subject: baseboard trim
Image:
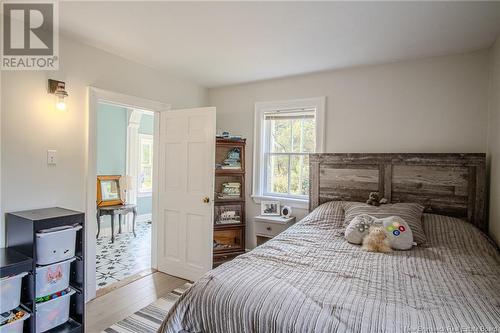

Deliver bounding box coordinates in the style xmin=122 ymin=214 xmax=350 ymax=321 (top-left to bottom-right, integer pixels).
xmin=96 ymin=268 xmax=157 ymax=298
xmin=136 ymin=213 xmax=152 ymax=223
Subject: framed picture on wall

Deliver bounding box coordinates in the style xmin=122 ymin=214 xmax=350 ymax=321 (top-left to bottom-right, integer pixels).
xmin=97 ymin=175 xmax=124 ymax=207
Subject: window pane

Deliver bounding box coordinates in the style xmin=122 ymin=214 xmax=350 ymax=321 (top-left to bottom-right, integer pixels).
xmin=291 ymin=119 xmax=301 ymax=153
xmin=290 ymin=155 xmax=309 ymax=196
xmin=140 ymin=166 xmax=153 ymax=191
xmin=266 ymin=154 xmax=289 ymax=194
xmin=270 ymin=119 xmax=291 ymax=153
xmin=302 ymin=118 xmax=315 ymax=153
xmin=142 ymin=143 xmax=151 ymax=164
xmin=139 ymin=136 xmax=153 ymax=192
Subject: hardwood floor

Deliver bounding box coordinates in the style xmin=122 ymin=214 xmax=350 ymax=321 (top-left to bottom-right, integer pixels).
xmin=85 ymin=272 xmax=187 ymax=333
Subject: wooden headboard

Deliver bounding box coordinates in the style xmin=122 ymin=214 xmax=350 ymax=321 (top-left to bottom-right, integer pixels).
xmin=309 ymin=153 xmax=487 ymax=231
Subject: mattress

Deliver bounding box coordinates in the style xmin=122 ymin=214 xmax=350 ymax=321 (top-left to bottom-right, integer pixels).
xmin=160 ymin=201 xmax=500 ymax=333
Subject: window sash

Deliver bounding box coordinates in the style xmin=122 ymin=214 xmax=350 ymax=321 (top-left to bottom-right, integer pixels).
xmin=139 ymin=135 xmax=153 ymax=193
xmin=263 ymin=152 xmax=309 ymax=198
xmin=263 ymin=109 xmax=317 ymax=153
xmin=263 ymin=109 xmax=315 ymax=199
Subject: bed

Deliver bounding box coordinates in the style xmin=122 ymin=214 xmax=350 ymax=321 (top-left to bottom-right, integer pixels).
xmin=160 ymin=153 xmax=500 ymax=333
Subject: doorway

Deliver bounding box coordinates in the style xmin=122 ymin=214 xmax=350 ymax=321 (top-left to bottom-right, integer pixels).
xmin=95 ymin=103 xmax=155 ymax=291
xmin=86 ymin=87 xmax=216 ymax=302
xmin=86 ymin=87 xmax=170 ymax=301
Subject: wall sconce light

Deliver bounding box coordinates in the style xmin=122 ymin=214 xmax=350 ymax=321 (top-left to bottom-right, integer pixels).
xmin=48 ymin=79 xmax=68 ymax=111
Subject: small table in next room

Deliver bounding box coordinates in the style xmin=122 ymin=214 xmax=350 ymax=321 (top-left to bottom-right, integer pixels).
xmin=254 ymin=215 xmax=296 ymax=246
xmin=96 ymin=204 xmax=137 ymax=243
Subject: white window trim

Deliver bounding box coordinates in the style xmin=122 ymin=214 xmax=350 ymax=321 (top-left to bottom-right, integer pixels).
xmin=252 ymin=97 xmax=326 ymax=209
xmin=138 ymin=133 xmax=154 ymax=196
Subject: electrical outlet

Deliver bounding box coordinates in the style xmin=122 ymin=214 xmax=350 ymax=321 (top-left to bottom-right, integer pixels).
xmin=47 ymin=150 xmax=57 ymax=165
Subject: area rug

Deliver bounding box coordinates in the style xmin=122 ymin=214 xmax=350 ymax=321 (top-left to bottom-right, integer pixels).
xmin=102 ymin=282 xmax=192 ymax=333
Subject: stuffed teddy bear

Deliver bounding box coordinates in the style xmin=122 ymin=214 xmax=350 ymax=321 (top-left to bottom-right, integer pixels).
xmin=366 ymin=192 xmax=388 ymax=206
xmin=362 ymin=226 xmax=392 ymax=253
xmin=366 ymin=192 xmax=380 ymax=206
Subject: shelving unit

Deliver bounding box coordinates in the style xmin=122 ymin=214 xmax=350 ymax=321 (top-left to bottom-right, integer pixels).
xmin=213 ymin=138 xmax=246 ymax=267
xmin=0 ymin=248 xmax=33 ymax=333
xmin=6 ymin=207 xmax=85 ymax=333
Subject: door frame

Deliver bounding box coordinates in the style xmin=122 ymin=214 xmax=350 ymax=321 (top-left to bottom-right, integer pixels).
xmin=86 ymin=87 xmax=170 ymax=301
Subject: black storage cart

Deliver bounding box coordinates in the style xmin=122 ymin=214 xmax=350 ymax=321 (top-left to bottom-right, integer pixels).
xmin=6 ymin=207 xmax=85 ymax=333
xmin=0 ymin=248 xmax=33 ymax=332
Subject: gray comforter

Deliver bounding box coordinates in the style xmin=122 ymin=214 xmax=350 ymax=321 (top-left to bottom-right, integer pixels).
xmin=160 ymin=201 xmax=500 ymax=333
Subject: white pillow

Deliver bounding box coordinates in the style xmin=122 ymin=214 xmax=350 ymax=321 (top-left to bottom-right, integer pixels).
xmin=345 ymin=214 xmax=414 ymax=250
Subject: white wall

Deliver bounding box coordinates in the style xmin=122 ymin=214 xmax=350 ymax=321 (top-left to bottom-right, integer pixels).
xmin=209 ymin=50 xmax=491 ymax=249
xmin=487 ymin=36 xmax=500 ymax=245
xmin=0 ymin=36 xmax=207 ymax=248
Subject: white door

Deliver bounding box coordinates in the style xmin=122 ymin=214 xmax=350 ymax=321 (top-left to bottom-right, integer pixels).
xmin=156 ymin=107 xmax=215 ymax=281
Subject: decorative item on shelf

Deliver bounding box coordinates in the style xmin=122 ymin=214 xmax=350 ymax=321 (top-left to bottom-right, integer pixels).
xmin=213 ymin=240 xmax=232 ymax=250
xmin=215 ymin=205 xmax=241 ymax=225
xmin=219 ymin=131 xmax=231 ymax=138
xmin=216 ymin=130 xmax=243 ymax=140
xmin=261 ymin=200 xmax=281 ymax=216
xmin=219 ymin=147 xmax=241 ymax=170
xmin=97 ymin=175 xmax=124 ymax=207
xmin=48 ymin=79 xmax=69 ymax=111
xmin=281 ymin=205 xmax=292 ymax=218
xmin=218 ymin=182 xmax=241 ymax=199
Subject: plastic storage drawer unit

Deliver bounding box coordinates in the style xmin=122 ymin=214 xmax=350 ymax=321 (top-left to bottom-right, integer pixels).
xmin=0 ymin=272 xmax=28 ymax=314
xmin=35 ymin=225 xmax=82 ymax=265
xmin=0 ymin=310 xmax=30 ymax=333
xmin=35 ymin=257 xmax=75 ymax=299
xmin=35 ymin=289 xmax=75 ymax=333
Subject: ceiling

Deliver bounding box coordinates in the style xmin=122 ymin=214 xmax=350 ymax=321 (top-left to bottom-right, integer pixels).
xmin=59 ymin=1 xmax=500 ymax=87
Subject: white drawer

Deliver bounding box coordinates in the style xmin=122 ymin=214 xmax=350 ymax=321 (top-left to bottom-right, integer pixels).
xmin=254 ymin=220 xmax=288 ymax=237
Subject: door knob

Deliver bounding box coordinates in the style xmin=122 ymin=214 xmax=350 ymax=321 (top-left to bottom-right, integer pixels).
xmin=203 ymin=197 xmax=210 ymax=203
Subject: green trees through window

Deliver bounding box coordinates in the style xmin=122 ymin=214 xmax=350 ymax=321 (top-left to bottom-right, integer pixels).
xmin=265 ymin=113 xmax=315 ymax=197
xmin=139 ymin=134 xmax=153 ymax=193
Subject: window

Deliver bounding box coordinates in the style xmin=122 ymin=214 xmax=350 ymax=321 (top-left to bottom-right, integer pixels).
xmin=253 ymin=97 xmax=325 ymax=206
xmin=265 ymin=111 xmax=314 ymax=197
xmin=139 ymin=134 xmax=153 ymax=194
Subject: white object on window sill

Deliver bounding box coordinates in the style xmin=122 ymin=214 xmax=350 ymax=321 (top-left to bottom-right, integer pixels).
xmin=251 ymin=194 xmax=308 ymax=210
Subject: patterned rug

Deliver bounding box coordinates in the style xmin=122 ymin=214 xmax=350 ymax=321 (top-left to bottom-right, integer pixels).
xmin=96 ymin=220 xmax=152 ymax=289
xmin=102 ymin=282 xmax=192 ymax=333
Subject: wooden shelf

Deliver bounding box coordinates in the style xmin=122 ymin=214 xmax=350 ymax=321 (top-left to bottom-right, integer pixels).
xmin=213 ymin=138 xmax=246 ymax=268
xmin=215 ymin=169 xmax=245 ymax=175
xmin=214 ymin=222 xmax=245 ymax=230
xmin=214 ymin=198 xmax=245 ymax=204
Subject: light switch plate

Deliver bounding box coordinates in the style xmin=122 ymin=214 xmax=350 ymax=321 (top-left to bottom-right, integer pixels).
xmin=47 ymin=150 xmax=57 ymax=165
